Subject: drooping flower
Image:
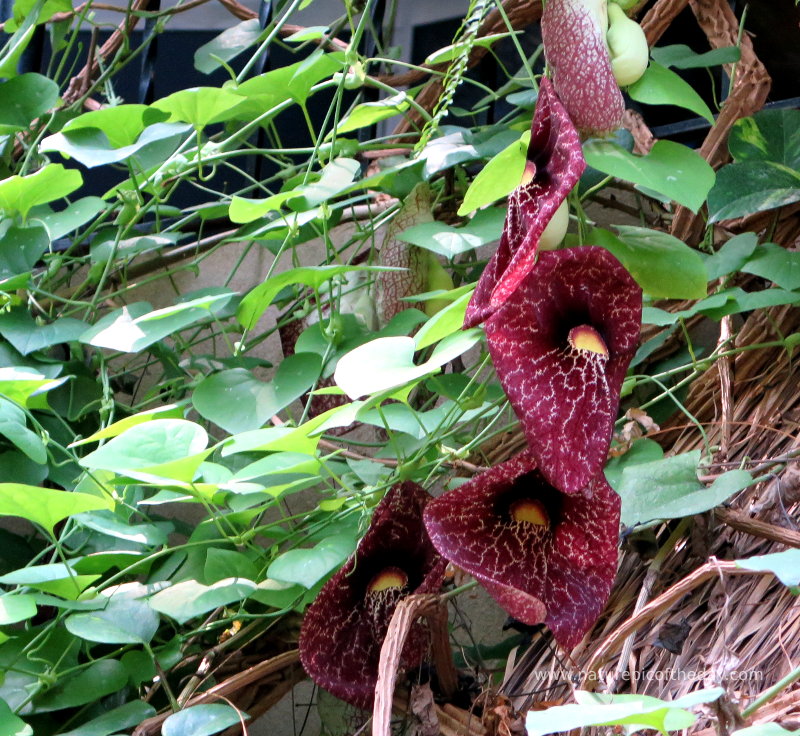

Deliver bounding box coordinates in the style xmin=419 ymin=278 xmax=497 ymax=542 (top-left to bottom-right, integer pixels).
xmin=541 ymin=0 xmax=626 ymax=137
xmin=485 ymin=246 xmax=641 ymax=494
xmin=299 ymin=482 xmax=446 ymax=709
xmin=375 ymin=182 xmax=433 ymax=325
xmin=464 ymin=78 xmax=585 ymax=329
xmin=423 ymin=450 xmax=620 ymax=649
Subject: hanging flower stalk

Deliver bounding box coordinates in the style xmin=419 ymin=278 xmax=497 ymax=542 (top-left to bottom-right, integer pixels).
xmin=464 ymin=77 xmax=585 ymax=329
xmin=299 ymin=482 xmax=446 ymax=709
xmin=485 ymin=246 xmax=641 ymax=494
xmin=541 ymin=0 xmax=649 ymax=137
xmin=424 ymin=450 xmax=620 ymax=649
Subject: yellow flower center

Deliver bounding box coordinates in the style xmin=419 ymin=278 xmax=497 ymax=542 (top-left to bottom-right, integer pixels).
xmin=568 ymin=325 xmax=608 ymax=356
xmin=510 ymin=499 xmax=549 ymax=526
xmin=367 ymin=567 xmax=408 ymax=593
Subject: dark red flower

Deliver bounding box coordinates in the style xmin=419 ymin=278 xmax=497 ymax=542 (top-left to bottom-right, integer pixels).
xmin=464 ymin=77 xmax=585 ymax=329
xmin=299 ymin=482 xmax=446 ymax=709
xmin=423 ymin=450 xmax=620 ymax=649
xmin=484 ymin=246 xmax=640 ymax=494
xmin=541 ymin=0 xmax=625 ymax=137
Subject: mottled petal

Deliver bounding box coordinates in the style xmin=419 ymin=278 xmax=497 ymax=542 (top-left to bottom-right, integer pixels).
xmin=299 ymin=482 xmax=445 ymax=709
xmin=465 ymin=78 xmax=585 ymax=329
xmin=423 ymin=450 xmax=620 ymax=649
xmin=485 ymin=246 xmax=641 ymax=494
xmin=541 ymin=0 xmax=625 ymax=137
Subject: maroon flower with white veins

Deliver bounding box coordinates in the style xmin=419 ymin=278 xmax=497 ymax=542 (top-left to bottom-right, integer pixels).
xmin=299 ymin=482 xmax=446 ymax=709
xmin=541 ymin=0 xmax=625 ymax=137
xmin=424 ymin=450 xmax=620 ymax=649
xmin=464 ymin=77 xmax=585 ymax=329
xmin=485 ymin=246 xmax=641 ymax=494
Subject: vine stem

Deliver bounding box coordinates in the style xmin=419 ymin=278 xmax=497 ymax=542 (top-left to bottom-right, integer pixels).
xmin=741 ymin=664 xmax=800 ymax=719
xmin=440 ymin=579 xmax=479 ymax=601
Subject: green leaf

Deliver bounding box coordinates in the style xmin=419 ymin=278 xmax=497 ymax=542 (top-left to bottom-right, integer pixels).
xmin=0 ymin=451 xmax=45 ymax=486
xmin=604 ymin=438 xmax=664 ymax=489
xmin=227 ymin=52 xmax=344 ymax=118
xmin=337 ymin=92 xmax=411 ymax=134
xmin=618 ymin=452 xmax=752 ymax=527
xmin=58 ymin=701 xmax=156 ymax=736
xmin=192 ymin=354 xmax=322 ymax=435
xmin=736 ymin=549 xmax=800 ymax=590
xmin=222 ymin=409 xmax=337 ymax=457
xmin=204 ymin=548 xmax=258 ymax=584
xmin=290 ymin=158 xmax=361 ymax=210
xmin=268 ymin=533 xmax=356 ymax=588
xmin=31 ymin=196 xmax=106 ymax=239
xmin=90 ymin=232 xmax=180 ymax=264
xmin=334 ymin=330 xmax=482 ymax=399
xmin=229 ymin=189 xmax=303 ymax=223
xmin=0 ymin=563 xmax=100 ymax=601
xmin=0 ymin=367 xmax=66 ymax=407
xmin=251 ymin=578 xmax=305 ymax=608
xmin=80 ymin=292 xmax=233 ymax=353
xmin=0 ymin=310 xmax=87 ymax=355
xmin=457 ymin=131 xmax=529 ymax=216
xmin=60 ymin=104 xmax=154 ymax=147
xmin=0 ymin=398 xmax=45 ymax=463
xmin=65 ymin=595 xmax=159 ymax=644
xmin=742 ymin=242 xmax=800 ymax=290
xmin=194 ymin=19 xmax=264 ymax=74
xmin=617 ymin=451 xmax=701 ymax=526
xmin=162 ymin=705 xmax=246 ymax=736
xmin=42 ymin=121 xmax=191 ymax=169
xmin=703 ymin=232 xmax=759 ymax=281
xmin=399 ymin=208 xmax=504 ymax=257
xmin=71 ymin=551 xmax=146 ymax=575
xmin=32 ymin=660 xmax=127 ymax=713
xmin=0 ymin=699 xmax=31 ymax=736
xmin=628 ymin=62 xmax=714 ymax=123
xmin=707 ymin=161 xmax=800 ymax=222
xmin=284 ymin=25 xmax=329 ymax=42
xmin=0 ymin=594 xmax=37 ymax=624
xmin=0 ymin=484 xmax=111 ymax=535
xmin=73 ymin=509 xmax=168 ymax=546
xmin=6 ymin=0 xmax=70 ymax=29
xmin=642 ymin=287 xmax=800 ymax=326
xmin=151 ymin=87 xmax=247 ymax=128
xmin=651 ymin=44 xmax=740 ymax=69
xmin=0 ymin=164 xmax=82 ymax=220
xmin=420 ymin=128 xmax=518 ymax=178
xmin=698 ymin=287 xmax=800 ymax=321
xmin=71 ymin=404 xmax=184 ymax=447
xmin=590 ymin=226 xmax=707 ymax=299
xmin=0 ymin=73 xmax=58 ymax=133
xmin=149 ymin=578 xmax=256 ymax=624
xmin=232 ymin=451 xmax=320 ymax=485
xmin=414 ymin=290 xmax=473 ymax=350
xmin=728 ymin=109 xmax=800 ymax=168
xmin=0 ymin=222 xmax=50 ymax=280
xmin=583 ymin=139 xmax=715 ymax=213
xmin=79 ymin=419 xmax=209 ymax=482
xmin=237 ymin=265 xmax=397 ymax=330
